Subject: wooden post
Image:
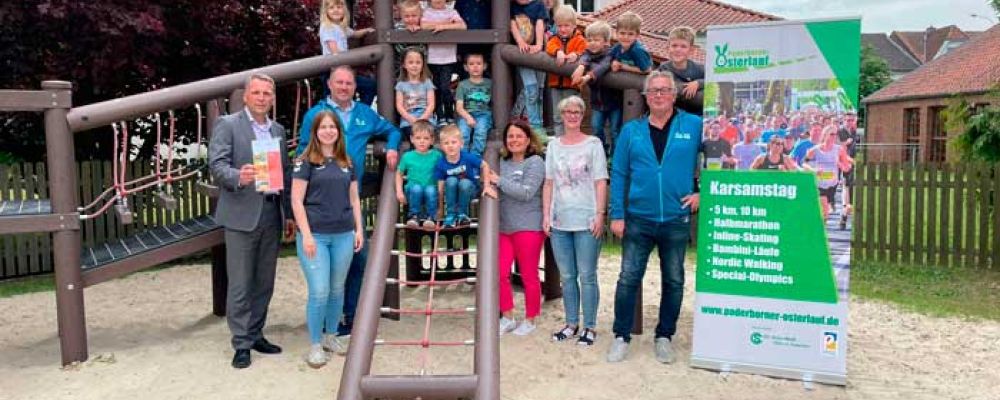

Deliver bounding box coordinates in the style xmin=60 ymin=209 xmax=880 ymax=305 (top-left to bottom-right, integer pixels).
xmin=206 ymin=99 xmax=227 ymax=317
xmin=44 ymin=80 xmax=88 ymax=365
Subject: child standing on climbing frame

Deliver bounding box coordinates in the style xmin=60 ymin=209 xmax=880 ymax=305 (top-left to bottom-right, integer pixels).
xmin=318 ymin=0 xmax=374 ymax=95
xmin=395 ymin=47 xmax=437 ymax=138
xmin=422 ymin=0 xmax=467 ymax=124
xmin=544 ymin=4 xmax=585 ymax=136
xmin=435 ymin=125 xmax=496 ymax=227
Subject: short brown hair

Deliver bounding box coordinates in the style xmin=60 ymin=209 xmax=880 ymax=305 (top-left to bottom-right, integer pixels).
xmin=668 ymin=26 xmax=696 ymax=45
xmin=615 ymin=11 xmax=642 ymax=32
xmin=585 ymin=20 xmax=612 ymax=41
xmin=410 ymin=119 xmax=435 ymax=138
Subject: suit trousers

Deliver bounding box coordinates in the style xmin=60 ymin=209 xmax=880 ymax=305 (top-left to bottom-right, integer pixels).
xmin=225 ymin=199 xmax=282 ymax=350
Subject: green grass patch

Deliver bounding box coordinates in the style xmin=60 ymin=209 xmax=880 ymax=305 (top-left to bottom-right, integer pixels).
xmin=0 ymin=275 xmax=54 ymax=298
xmin=852 ymin=261 xmax=1000 ymax=321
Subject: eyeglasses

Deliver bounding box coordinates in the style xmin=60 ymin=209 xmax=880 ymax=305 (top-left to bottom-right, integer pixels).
xmin=561 ymin=109 xmax=583 ymax=116
xmin=644 ymin=88 xmax=676 ymax=96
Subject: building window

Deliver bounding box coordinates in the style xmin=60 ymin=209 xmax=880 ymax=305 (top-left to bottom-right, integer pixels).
xmin=903 ymin=108 xmax=920 ymax=162
xmin=972 ymin=102 xmax=991 ymax=116
xmin=564 ymin=0 xmax=595 ymax=13
xmin=928 ymin=106 xmax=947 ymax=162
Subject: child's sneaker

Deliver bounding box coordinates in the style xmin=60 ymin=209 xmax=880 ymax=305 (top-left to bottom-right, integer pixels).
xmin=512 ymin=320 xmax=536 ymax=336
xmin=405 ymin=215 xmax=419 ymax=227
xmin=456 ymin=213 xmax=471 ymax=226
xmin=577 ymin=328 xmax=597 ymax=346
xmin=498 ymin=317 xmax=517 ymax=335
xmin=422 ymin=217 xmax=436 ymax=229
xmin=443 ymin=214 xmax=457 ymax=228
xmin=551 ymin=325 xmax=578 ymax=342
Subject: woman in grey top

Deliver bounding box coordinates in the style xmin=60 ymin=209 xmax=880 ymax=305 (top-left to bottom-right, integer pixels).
xmin=486 ymin=120 xmax=546 ymax=336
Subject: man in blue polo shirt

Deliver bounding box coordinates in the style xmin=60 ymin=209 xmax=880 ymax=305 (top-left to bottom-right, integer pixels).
xmin=607 ymin=70 xmax=702 ymax=364
xmin=296 ymin=65 xmax=401 ymax=341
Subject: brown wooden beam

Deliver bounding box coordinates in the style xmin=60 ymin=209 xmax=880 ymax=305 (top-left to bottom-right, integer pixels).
xmin=379 ymin=29 xmax=504 ymax=44
xmin=81 ymin=229 xmax=223 ymax=288
xmin=0 ymin=89 xmax=72 ymax=111
xmin=0 ymin=213 xmax=79 ymax=235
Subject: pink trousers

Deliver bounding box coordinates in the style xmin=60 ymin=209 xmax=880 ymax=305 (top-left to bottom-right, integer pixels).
xmin=498 ymin=230 xmax=545 ymax=319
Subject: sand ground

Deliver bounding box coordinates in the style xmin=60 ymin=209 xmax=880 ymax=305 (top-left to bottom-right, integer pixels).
xmin=1 ymin=254 xmax=998 ymax=400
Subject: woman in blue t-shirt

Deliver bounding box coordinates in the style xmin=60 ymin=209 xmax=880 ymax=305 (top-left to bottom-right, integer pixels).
xmin=291 ymin=110 xmax=364 ymax=368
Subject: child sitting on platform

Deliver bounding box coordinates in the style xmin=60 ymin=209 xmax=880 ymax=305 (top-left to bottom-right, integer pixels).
xmin=434 ymin=125 xmax=496 ymax=227
xmin=396 ymin=120 xmax=443 ymax=228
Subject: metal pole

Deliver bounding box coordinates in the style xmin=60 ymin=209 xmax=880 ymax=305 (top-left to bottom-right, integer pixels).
xmin=43 ymin=80 xmax=87 ymax=365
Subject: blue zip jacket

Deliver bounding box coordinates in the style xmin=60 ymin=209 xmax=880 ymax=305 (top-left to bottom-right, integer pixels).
xmin=296 ymin=98 xmax=401 ymax=182
xmin=610 ymin=110 xmax=703 ymax=222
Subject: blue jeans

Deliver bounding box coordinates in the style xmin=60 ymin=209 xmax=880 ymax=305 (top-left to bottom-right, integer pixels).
xmin=612 ymin=217 xmax=690 ymax=341
xmin=550 ymin=229 xmax=601 ymax=328
xmin=297 ymin=231 xmax=355 ymax=344
xmin=443 ymin=176 xmax=476 ymax=216
xmin=406 ymin=182 xmax=438 ymax=219
xmin=457 ymin=111 xmax=492 ymax=155
xmin=338 ymin=215 xmax=368 ymax=336
xmin=515 ymin=67 xmax=543 ymax=128
xmin=591 ymin=107 xmax=622 ymax=149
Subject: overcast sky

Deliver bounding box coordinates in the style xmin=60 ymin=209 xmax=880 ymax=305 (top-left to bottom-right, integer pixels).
xmin=723 ymin=0 xmax=998 ymax=33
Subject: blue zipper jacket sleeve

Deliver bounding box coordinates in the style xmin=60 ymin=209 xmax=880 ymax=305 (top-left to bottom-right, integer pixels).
xmin=609 ymin=117 xmax=637 ymax=220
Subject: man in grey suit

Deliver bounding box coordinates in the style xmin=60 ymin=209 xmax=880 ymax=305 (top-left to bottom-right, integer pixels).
xmin=209 ymin=73 xmax=295 ymax=369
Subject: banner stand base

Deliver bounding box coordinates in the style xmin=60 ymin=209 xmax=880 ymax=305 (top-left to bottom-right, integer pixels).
xmin=691 ymin=357 xmax=846 ymax=387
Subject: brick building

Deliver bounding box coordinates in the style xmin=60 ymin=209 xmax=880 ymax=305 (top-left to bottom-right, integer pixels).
xmin=863 ymin=24 xmax=999 ymax=163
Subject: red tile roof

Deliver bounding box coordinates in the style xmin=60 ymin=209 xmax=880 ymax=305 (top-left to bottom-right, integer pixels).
xmin=864 ymin=24 xmax=1000 ymax=104
xmin=577 ymin=16 xmax=706 ymax=64
xmin=590 ymin=0 xmax=781 ymax=35
xmin=889 ymin=25 xmax=970 ymax=63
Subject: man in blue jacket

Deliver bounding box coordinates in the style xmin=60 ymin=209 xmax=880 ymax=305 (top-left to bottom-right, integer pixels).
xmin=606 ymin=70 xmax=702 ymax=364
xmin=296 ymin=65 xmax=401 ymax=341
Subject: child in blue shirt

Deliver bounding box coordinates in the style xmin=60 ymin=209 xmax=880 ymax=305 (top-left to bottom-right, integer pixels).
xmin=435 ymin=125 xmax=496 ymax=227
xmin=610 ymin=12 xmax=652 ymax=75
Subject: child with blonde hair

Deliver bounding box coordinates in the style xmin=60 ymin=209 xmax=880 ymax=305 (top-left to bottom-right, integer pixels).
xmin=545 ymin=5 xmax=586 ymax=136
xmin=434 ymin=125 xmax=496 ymax=227
xmin=319 ymin=0 xmax=374 ymax=56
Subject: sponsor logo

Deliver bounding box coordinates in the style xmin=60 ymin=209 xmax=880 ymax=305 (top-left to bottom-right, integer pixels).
xmin=822 ymin=331 xmax=839 ymax=355
xmin=750 ymin=332 xmax=763 ymax=345
xmin=675 ymin=132 xmax=692 ymax=140
xmin=712 ymin=42 xmax=814 ymax=74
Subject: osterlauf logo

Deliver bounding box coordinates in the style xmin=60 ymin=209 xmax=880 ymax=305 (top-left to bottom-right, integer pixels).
xmin=714 ymin=43 xmax=771 ymax=73
xmin=750 ymin=332 xmax=763 ymax=345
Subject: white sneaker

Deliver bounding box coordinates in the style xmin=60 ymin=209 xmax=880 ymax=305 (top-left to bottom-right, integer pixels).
xmin=306 ymin=343 xmax=328 ymax=368
xmin=606 ymin=337 xmax=630 ymax=363
xmin=512 ymin=321 xmax=536 ymax=336
xmin=654 ymin=337 xmax=675 ymax=364
xmin=499 ymin=317 xmax=518 ymax=335
xmin=322 ymin=334 xmax=348 ymax=355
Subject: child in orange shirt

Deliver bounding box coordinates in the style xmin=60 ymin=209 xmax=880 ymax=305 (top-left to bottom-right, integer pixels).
xmin=544 ymin=5 xmax=586 ymax=136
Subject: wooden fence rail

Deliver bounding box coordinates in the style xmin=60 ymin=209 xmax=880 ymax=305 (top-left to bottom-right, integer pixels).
xmin=853 ymin=162 xmax=999 ymax=268
xmin=1 ymin=159 xmax=212 ymax=279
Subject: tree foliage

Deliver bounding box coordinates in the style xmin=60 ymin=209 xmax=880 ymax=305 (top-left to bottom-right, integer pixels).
xmin=947 ymin=87 xmax=1000 ymax=163
xmin=858 ymin=44 xmax=892 ymax=121
xmin=0 ymin=0 xmax=319 ymax=161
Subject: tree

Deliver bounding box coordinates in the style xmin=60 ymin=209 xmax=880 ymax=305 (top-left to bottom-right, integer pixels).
xmin=858 ymin=44 xmax=892 ymax=121
xmin=0 ymin=0 xmax=318 ymax=162
xmin=947 ymin=86 xmax=1000 ymax=163
xmin=991 ymin=0 xmax=1000 ymax=17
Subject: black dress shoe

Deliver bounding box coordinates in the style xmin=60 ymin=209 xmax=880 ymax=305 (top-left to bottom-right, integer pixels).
xmin=251 ymin=338 xmax=283 ymax=354
xmin=232 ymin=349 xmax=251 ymax=369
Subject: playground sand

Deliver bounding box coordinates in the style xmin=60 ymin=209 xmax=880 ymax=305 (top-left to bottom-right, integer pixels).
xmin=1 ymin=255 xmax=998 ymax=400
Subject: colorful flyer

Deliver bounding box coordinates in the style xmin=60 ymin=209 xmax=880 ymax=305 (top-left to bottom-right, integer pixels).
xmin=251 ymin=138 xmax=283 ymax=192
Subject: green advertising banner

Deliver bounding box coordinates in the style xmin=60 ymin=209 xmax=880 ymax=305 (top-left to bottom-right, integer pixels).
xmin=692 ymin=18 xmax=859 ymax=386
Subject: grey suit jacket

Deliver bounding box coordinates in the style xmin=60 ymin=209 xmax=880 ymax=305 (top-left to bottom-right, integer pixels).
xmin=208 ymin=111 xmax=292 ymax=232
